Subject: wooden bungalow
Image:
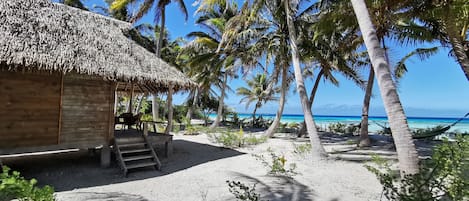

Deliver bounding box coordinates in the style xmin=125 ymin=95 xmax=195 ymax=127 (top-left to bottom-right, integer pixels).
xmin=0 ymin=0 xmax=194 ymax=169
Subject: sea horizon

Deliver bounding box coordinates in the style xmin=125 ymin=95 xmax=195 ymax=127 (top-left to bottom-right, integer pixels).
xmin=209 ymin=113 xmax=469 ymax=133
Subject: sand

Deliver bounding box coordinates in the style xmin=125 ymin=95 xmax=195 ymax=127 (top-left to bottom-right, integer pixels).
xmin=1 ymin=132 xmax=437 ymax=201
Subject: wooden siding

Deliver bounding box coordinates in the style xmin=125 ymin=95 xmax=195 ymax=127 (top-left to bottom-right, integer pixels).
xmin=60 ymin=74 xmax=113 ymax=146
xmin=0 ymin=71 xmax=61 ymax=148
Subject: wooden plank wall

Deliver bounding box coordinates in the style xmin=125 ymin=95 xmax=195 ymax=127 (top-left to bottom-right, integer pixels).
xmin=0 ymin=71 xmax=61 ymax=148
xmin=60 ymin=74 xmax=113 ymax=147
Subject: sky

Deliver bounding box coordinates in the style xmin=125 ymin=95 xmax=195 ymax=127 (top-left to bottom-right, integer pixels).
xmin=76 ymin=0 xmax=468 ymax=118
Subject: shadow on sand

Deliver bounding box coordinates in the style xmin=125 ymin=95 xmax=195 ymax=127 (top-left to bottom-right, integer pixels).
xmin=228 ymin=172 xmax=316 ymax=201
xmin=1 ymin=139 xmax=245 ymax=192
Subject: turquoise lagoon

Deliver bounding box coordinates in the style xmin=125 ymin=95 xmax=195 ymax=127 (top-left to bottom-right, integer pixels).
xmin=209 ymin=113 xmax=469 ymax=133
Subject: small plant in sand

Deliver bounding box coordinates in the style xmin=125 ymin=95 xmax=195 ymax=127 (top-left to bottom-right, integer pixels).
xmin=253 ymin=148 xmax=297 ymax=177
xmin=0 ymin=166 xmax=55 ymax=201
xmin=207 ymin=127 xmax=267 ymax=148
xmin=293 ymin=143 xmax=312 ymax=156
xmin=366 ymin=135 xmax=468 ymax=201
xmin=328 ymin=122 xmax=347 ymax=134
xmin=226 ymin=180 xmax=261 ymax=201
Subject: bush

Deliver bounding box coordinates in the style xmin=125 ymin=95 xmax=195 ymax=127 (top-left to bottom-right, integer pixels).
xmin=0 ymin=166 xmax=55 ymax=201
xmin=207 ymin=128 xmax=267 ymax=148
xmin=253 ymin=148 xmax=297 ymax=177
xmin=293 ymin=143 xmax=312 ymax=156
xmin=366 ymin=135 xmax=468 ymax=201
xmin=328 ymin=122 xmax=346 ymax=133
xmin=226 ymin=180 xmax=261 ymax=201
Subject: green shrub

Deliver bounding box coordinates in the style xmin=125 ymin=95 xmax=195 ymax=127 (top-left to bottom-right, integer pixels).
xmin=253 ymin=148 xmax=297 ymax=177
xmin=226 ymin=180 xmax=261 ymax=201
xmin=366 ymin=135 xmax=468 ymax=201
xmin=0 ymin=166 xmax=55 ymax=201
xmin=207 ymin=128 xmax=267 ymax=148
xmin=328 ymin=122 xmax=346 ymax=134
xmin=293 ymin=143 xmax=312 ymax=156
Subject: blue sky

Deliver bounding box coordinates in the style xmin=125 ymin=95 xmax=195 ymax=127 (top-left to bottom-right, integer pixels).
xmin=77 ymin=0 xmax=468 ymax=118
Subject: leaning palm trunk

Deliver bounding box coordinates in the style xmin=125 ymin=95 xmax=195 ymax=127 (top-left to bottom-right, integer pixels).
xmin=284 ymin=0 xmax=327 ymax=159
xmin=359 ymin=68 xmax=374 ymax=147
xmin=444 ymin=18 xmax=469 ymax=82
xmin=210 ymin=72 xmax=228 ymax=128
xmin=164 ymin=87 xmax=174 ymax=134
xmin=351 ymin=0 xmax=419 ymax=174
xmin=265 ymin=66 xmax=287 ymax=137
xmin=186 ymin=88 xmax=198 ymax=121
xmin=299 ymin=69 xmax=324 ymax=136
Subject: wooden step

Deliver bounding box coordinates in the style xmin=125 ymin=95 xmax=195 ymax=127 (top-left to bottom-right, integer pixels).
xmin=118 ymin=142 xmax=147 ymax=148
xmin=120 ymin=148 xmax=151 ymax=154
xmin=115 ymin=137 xmax=145 ymax=144
xmin=123 ymin=154 xmax=154 ymax=162
xmin=126 ymin=161 xmax=158 ymax=169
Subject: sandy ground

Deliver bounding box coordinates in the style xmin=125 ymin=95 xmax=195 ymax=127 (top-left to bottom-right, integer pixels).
xmin=1 ymin=132 xmax=439 ymax=201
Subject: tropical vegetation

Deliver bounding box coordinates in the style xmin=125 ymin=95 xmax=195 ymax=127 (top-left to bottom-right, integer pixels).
xmin=57 ymin=0 xmax=468 ymax=176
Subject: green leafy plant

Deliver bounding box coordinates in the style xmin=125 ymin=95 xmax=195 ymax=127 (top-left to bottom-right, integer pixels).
xmin=366 ymin=135 xmax=469 ymax=201
xmin=0 ymin=166 xmax=55 ymax=201
xmin=328 ymin=122 xmax=346 ymax=134
xmin=293 ymin=143 xmax=312 ymax=156
xmin=253 ymin=148 xmax=297 ymax=177
xmin=207 ymin=128 xmax=267 ymax=148
xmin=226 ymin=180 xmax=261 ymax=201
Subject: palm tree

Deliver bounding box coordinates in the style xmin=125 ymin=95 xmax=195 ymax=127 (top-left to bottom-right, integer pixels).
xmin=406 ymin=0 xmax=469 ymax=82
xmin=237 ymin=74 xmax=278 ymax=125
xmin=112 ymin=0 xmax=189 ymax=128
xmin=350 ymin=0 xmax=419 ymax=174
xmin=284 ymin=0 xmax=327 ymax=158
xmin=187 ymin=3 xmax=249 ymax=128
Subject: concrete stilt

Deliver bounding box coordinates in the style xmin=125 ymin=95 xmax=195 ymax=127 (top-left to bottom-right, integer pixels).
xmin=100 ymin=144 xmax=111 ymax=168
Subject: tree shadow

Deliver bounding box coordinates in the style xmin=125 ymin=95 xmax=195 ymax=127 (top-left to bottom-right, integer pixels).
xmin=228 ymin=172 xmax=316 ymax=201
xmin=1 ymin=139 xmax=244 ymax=192
xmin=57 ymin=191 xmax=148 ymax=201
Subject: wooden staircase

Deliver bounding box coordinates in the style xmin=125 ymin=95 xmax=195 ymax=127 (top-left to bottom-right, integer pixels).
xmin=114 ymin=134 xmax=161 ymax=176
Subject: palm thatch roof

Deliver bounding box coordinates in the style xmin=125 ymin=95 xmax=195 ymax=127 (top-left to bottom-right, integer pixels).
xmin=0 ymin=0 xmax=195 ymax=92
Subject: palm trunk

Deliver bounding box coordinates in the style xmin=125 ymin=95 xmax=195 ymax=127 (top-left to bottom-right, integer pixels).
xmin=265 ymin=66 xmax=288 ymax=137
xmin=285 ymin=0 xmax=327 ymax=159
xmin=152 ymin=7 xmax=166 ymax=121
xmin=134 ymin=94 xmax=145 ymax=114
xmin=359 ymin=68 xmax=374 ymax=147
xmin=351 ymin=0 xmax=419 ymax=175
xmin=299 ymin=69 xmax=324 ymax=136
xmin=186 ymin=88 xmax=198 ymax=121
xmin=152 ymin=95 xmax=159 ymax=121
xmin=252 ymin=106 xmax=258 ymax=126
xmin=210 ymin=72 xmax=228 ymax=128
xmin=164 ymin=86 xmax=174 ymax=134
xmin=444 ymin=18 xmax=469 ymax=82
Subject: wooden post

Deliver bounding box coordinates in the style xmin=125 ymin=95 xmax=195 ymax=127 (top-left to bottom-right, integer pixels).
xmin=164 ymin=86 xmax=174 ymax=134
xmin=100 ymin=143 xmax=111 ymax=168
xmin=57 ymin=73 xmax=64 ymax=144
xmin=143 ymin=122 xmax=148 ymax=136
xmin=128 ymin=83 xmax=134 ymax=113
xmin=114 ymin=83 xmax=119 ymax=115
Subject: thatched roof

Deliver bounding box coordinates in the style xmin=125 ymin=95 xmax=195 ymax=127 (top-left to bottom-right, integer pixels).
xmin=0 ymin=0 xmax=195 ymax=92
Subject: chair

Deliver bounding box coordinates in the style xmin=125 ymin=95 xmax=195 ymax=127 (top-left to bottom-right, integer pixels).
xmin=116 ymin=112 xmax=143 ymax=130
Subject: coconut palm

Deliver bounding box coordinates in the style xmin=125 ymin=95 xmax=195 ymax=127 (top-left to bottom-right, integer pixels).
xmin=405 ymin=0 xmax=469 ymax=82
xmin=237 ymin=74 xmax=279 ymax=126
xmin=350 ymin=0 xmax=419 ymax=174
xmin=112 ymin=0 xmax=189 ymax=129
xmin=184 ymin=2 xmax=243 ymax=129
xmin=283 ymin=0 xmax=328 ymax=158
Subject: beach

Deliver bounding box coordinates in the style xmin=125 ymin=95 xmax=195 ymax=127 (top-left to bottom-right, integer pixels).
xmin=1 ymin=131 xmax=440 ymax=201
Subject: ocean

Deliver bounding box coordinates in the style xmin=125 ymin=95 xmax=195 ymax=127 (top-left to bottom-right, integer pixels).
xmin=209 ymin=113 xmax=469 ymax=133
